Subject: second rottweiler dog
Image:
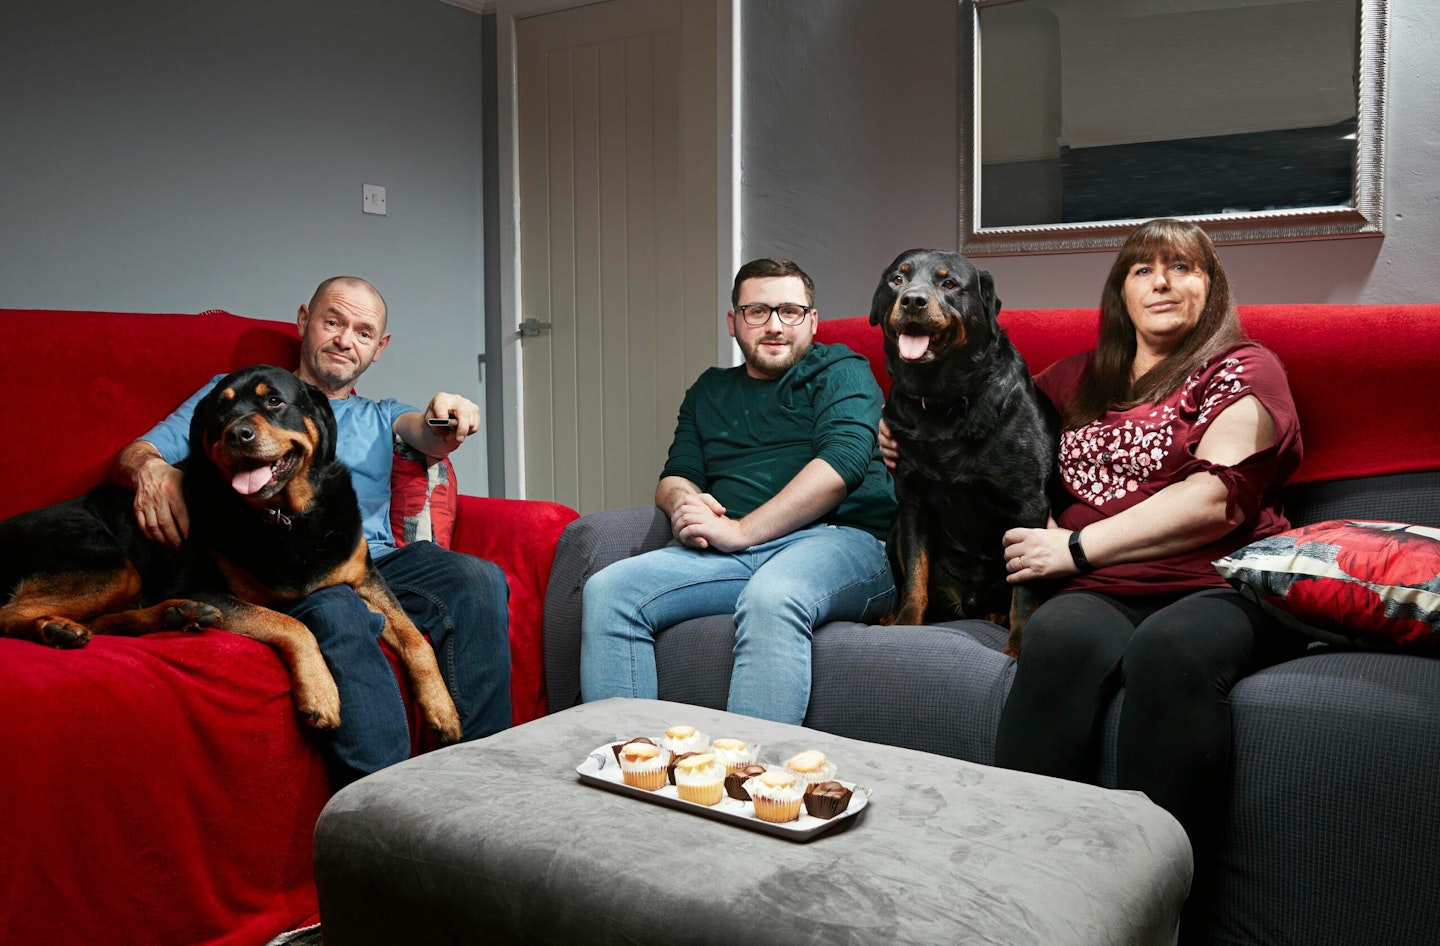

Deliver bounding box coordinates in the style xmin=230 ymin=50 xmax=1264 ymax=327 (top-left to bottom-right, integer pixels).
xmin=871 ymin=249 xmax=1059 ymax=656
xmin=0 ymin=364 xmax=462 ymax=741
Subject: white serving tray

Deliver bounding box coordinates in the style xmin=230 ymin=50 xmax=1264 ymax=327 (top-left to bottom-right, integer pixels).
xmin=575 ymin=742 xmax=870 ymax=842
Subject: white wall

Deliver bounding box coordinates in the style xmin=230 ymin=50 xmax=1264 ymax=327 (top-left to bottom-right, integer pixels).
xmin=739 ymin=0 xmax=1440 ymax=312
xmin=0 ymin=0 xmax=493 ymax=493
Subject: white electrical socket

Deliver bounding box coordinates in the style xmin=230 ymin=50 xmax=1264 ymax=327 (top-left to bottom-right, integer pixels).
xmin=362 ymin=184 xmax=387 ymax=216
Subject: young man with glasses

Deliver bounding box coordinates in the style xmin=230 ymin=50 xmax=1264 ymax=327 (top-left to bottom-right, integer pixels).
xmin=579 ymin=258 xmax=896 ymax=724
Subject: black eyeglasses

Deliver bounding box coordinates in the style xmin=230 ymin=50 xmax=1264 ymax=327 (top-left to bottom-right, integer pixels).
xmin=735 ymin=302 xmax=813 ymax=326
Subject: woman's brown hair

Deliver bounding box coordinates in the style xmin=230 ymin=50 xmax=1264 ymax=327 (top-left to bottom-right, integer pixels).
xmin=1065 ymin=218 xmax=1247 ymax=428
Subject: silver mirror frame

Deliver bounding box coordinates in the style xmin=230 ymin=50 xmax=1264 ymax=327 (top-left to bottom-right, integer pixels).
xmin=959 ymin=0 xmax=1389 ymax=256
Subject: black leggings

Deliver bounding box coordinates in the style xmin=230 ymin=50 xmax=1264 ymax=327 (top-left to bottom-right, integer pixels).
xmin=994 ymin=587 xmax=1307 ymax=850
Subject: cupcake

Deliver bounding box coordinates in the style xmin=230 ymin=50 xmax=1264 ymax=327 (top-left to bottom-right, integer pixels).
xmin=610 ymin=735 xmax=654 ymax=764
xmin=784 ymin=750 xmax=837 ymax=787
xmin=672 ymin=752 xmax=725 ymax=806
xmin=724 ymin=762 xmax=768 ymax=801
xmin=667 ymin=751 xmax=699 ymax=785
xmin=710 ymin=738 xmax=755 ymax=774
xmin=803 ymin=780 xmax=854 ymax=820
xmin=660 ymin=725 xmax=710 ymax=755
xmin=617 ymin=741 xmax=670 ymax=791
xmin=744 ymin=769 xmax=804 ymax=824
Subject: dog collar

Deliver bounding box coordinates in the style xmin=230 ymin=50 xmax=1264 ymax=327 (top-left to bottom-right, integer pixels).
xmin=264 ymin=508 xmax=293 ymax=529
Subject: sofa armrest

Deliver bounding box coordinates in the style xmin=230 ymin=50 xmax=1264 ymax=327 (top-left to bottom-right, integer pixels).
xmin=543 ymin=504 xmax=674 ymax=712
xmin=451 ymin=495 xmax=580 ymax=724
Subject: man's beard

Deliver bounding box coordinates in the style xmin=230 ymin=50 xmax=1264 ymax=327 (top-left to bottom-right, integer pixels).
xmin=739 ymin=333 xmax=806 ymax=378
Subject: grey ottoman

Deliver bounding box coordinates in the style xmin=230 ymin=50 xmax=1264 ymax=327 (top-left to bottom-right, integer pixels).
xmin=314 ymin=698 xmax=1191 ymax=945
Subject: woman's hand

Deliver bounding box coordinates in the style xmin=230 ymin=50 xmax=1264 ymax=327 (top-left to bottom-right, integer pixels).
xmin=1002 ymin=526 xmax=1078 ymax=583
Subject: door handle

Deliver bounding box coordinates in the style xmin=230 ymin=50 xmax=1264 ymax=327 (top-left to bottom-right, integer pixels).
xmin=518 ymin=318 xmax=553 ymax=337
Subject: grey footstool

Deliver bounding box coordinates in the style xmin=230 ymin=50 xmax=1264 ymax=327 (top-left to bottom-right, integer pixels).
xmin=314 ymin=698 xmax=1191 ymax=945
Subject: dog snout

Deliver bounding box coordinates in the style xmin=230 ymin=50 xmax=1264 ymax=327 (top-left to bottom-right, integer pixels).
xmin=900 ymin=291 xmax=930 ymax=315
xmin=226 ymin=422 xmax=258 ymax=447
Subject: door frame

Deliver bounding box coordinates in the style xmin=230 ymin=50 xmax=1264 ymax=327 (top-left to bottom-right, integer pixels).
xmin=493 ymin=0 xmax=738 ymax=499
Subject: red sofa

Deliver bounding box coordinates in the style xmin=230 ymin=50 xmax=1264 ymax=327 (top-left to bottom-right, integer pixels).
xmin=0 ymin=309 xmax=578 ymax=945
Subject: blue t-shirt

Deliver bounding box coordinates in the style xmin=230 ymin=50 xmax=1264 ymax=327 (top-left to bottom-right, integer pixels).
xmin=141 ymin=375 xmax=416 ymax=558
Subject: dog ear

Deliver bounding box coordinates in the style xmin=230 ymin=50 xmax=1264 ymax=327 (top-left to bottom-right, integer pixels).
xmin=300 ymin=379 xmax=339 ymax=465
xmin=978 ymin=267 xmax=1002 ymax=319
xmin=869 ymin=273 xmax=891 ymax=327
xmin=187 ymin=384 xmax=219 ymax=462
xmin=870 ymin=254 xmax=909 ymax=326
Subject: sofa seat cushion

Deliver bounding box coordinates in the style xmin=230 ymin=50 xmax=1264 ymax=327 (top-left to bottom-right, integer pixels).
xmin=0 ymin=632 xmax=329 ymax=943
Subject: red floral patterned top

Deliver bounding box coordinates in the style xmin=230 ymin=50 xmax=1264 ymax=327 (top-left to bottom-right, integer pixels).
xmin=1036 ymin=342 xmax=1303 ymax=596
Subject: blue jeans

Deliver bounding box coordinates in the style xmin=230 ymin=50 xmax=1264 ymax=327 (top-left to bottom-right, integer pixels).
xmin=284 ymin=541 xmax=510 ymax=787
xmin=579 ymin=523 xmax=895 ymax=724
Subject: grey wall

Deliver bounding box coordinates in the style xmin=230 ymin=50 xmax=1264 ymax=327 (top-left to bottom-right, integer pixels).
xmin=738 ymin=0 xmax=960 ymax=319
xmin=739 ymin=0 xmax=1440 ymax=314
xmin=0 ymin=0 xmax=492 ymax=493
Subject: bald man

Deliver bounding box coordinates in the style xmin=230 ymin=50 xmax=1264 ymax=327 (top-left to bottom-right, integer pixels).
xmin=114 ymin=276 xmax=510 ymax=786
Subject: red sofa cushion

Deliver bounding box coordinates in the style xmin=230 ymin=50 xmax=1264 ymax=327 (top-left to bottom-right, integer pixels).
xmin=0 ymin=309 xmax=301 ymax=519
xmin=817 ymin=304 xmax=1440 ymax=486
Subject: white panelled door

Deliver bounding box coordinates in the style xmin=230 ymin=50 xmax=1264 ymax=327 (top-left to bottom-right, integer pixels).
xmin=516 ymin=0 xmax=718 ymax=514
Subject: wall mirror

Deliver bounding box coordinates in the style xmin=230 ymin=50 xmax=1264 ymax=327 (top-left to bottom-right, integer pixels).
xmin=959 ymin=0 xmax=1388 ymax=255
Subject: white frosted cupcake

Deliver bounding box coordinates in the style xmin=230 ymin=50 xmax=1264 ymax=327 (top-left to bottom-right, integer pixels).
xmin=672 ymin=752 xmax=725 ymax=806
xmin=784 ymin=750 xmax=837 ymax=787
xmin=618 ymin=741 xmax=671 ymax=791
xmin=710 ymin=738 xmax=756 ymax=774
xmin=660 ymin=725 xmax=710 ymax=755
xmin=744 ymin=769 xmax=804 ymax=824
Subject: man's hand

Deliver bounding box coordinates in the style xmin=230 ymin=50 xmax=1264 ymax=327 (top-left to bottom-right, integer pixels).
xmin=670 ymin=492 xmax=749 ymax=551
xmin=425 ymin=392 xmax=480 ymax=444
xmin=397 ymin=393 xmax=481 ymax=457
xmin=132 ymin=454 xmax=189 ymax=548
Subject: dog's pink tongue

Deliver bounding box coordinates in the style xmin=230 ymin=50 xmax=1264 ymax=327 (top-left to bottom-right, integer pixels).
xmin=232 ymin=464 xmax=274 ymax=496
xmin=898 ymin=332 xmax=931 ymax=361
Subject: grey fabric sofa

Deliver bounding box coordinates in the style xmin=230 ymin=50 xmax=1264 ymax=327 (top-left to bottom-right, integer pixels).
xmin=542 ymin=308 xmax=1440 ymax=946
xmin=544 ymin=475 xmax=1440 ymax=946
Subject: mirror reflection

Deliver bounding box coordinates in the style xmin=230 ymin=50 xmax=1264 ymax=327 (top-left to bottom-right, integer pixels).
xmin=966 ymin=0 xmax=1382 ymax=252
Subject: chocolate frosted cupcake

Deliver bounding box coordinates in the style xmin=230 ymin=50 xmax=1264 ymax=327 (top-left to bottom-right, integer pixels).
xmin=803 ymin=780 xmax=854 ymax=820
xmin=724 ymin=762 xmax=768 ymax=800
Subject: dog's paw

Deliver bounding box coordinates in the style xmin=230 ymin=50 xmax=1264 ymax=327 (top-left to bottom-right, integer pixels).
xmin=38 ymin=617 xmax=92 ymax=648
xmin=163 ymin=600 xmax=223 ymax=633
xmin=293 ymin=673 xmax=342 ymax=731
xmin=422 ymin=697 xmax=464 ymax=745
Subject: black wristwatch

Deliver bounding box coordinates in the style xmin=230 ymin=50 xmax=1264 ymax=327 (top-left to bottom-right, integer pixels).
xmin=1068 ymin=529 xmax=1095 ymax=573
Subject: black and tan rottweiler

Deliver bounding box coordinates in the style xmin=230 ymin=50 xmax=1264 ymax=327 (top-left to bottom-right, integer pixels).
xmin=0 ymin=364 xmax=461 ymax=740
xmin=871 ymin=249 xmax=1060 ymax=656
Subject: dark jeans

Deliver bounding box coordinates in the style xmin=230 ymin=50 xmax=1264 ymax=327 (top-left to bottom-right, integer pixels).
xmin=994 ymin=587 xmax=1306 ymax=852
xmin=285 ymin=541 xmax=510 ymax=787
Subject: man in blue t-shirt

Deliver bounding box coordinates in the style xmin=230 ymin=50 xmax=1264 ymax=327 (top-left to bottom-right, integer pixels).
xmin=113 ymin=276 xmax=509 ymax=786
